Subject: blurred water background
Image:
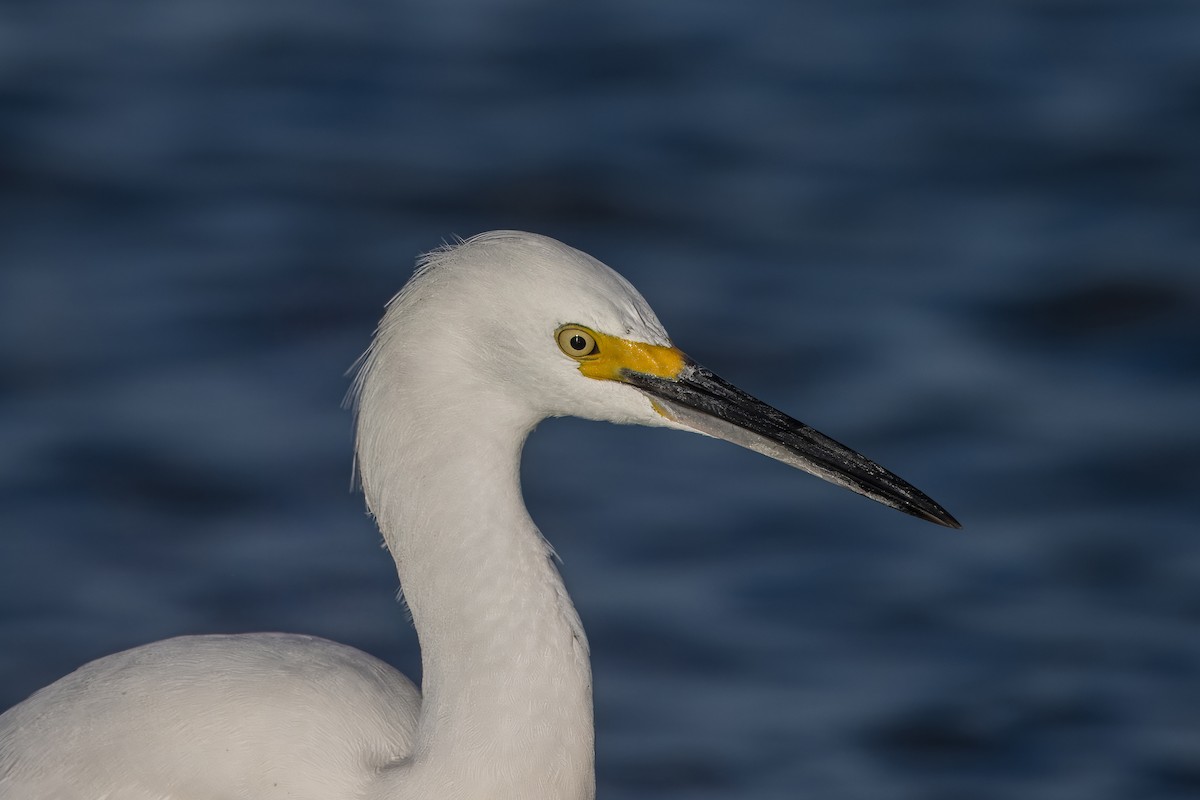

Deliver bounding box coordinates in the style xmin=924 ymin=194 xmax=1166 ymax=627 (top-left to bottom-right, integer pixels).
xmin=1 ymin=2 xmax=1198 ymax=798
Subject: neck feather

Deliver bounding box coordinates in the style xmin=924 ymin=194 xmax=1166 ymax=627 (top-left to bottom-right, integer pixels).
xmin=355 ymin=358 xmax=594 ymax=798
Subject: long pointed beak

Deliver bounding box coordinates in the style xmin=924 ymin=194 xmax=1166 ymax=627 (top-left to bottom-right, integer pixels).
xmin=622 ymin=359 xmax=961 ymax=529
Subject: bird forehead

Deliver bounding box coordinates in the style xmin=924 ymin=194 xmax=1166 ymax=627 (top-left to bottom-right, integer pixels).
xmin=543 ymin=262 xmax=670 ymax=342
xmin=487 ymin=263 xmax=668 ymax=344
xmin=419 ymin=231 xmax=672 ymax=346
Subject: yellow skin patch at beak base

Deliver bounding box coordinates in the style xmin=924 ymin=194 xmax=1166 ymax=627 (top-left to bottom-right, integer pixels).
xmin=568 ymin=329 xmax=687 ymax=383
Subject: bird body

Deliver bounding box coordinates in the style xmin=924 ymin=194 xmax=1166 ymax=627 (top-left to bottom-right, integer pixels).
xmin=1 ymin=634 xmax=420 ymax=798
xmin=0 ymin=231 xmax=957 ymax=799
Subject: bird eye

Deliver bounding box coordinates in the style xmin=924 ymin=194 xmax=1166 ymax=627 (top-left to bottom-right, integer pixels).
xmin=556 ymin=326 xmax=599 ymax=358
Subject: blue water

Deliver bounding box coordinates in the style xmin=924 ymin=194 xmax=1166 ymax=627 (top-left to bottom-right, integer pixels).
xmin=2 ymin=2 xmax=1198 ymax=797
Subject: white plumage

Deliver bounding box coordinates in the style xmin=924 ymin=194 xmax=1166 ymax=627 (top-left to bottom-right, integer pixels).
xmin=0 ymin=231 xmax=956 ymax=799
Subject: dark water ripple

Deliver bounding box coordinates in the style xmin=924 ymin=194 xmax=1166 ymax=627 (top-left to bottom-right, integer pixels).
xmin=2 ymin=2 xmax=1199 ymax=798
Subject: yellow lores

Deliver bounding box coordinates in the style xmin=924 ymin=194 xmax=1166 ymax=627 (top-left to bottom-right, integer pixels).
xmin=555 ymin=324 xmax=687 ymax=383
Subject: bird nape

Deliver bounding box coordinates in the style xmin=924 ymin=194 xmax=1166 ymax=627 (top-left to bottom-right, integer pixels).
xmin=0 ymin=231 xmax=957 ymax=800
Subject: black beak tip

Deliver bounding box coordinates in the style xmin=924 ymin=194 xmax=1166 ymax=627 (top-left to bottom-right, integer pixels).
xmin=913 ymin=504 xmax=962 ymax=530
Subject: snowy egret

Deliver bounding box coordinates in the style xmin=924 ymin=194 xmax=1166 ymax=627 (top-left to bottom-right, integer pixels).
xmin=0 ymin=231 xmax=958 ymax=799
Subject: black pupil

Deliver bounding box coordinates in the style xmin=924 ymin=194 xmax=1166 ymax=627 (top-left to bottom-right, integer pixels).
xmin=570 ymin=335 xmax=587 ymax=351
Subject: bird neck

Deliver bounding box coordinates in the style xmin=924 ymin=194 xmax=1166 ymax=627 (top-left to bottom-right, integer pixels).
xmin=360 ymin=390 xmax=595 ymax=798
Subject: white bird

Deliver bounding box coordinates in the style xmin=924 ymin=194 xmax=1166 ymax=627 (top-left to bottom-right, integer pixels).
xmin=0 ymin=231 xmax=958 ymax=799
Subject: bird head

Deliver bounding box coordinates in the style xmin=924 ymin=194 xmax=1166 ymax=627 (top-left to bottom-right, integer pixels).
xmin=355 ymin=231 xmax=958 ymax=529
